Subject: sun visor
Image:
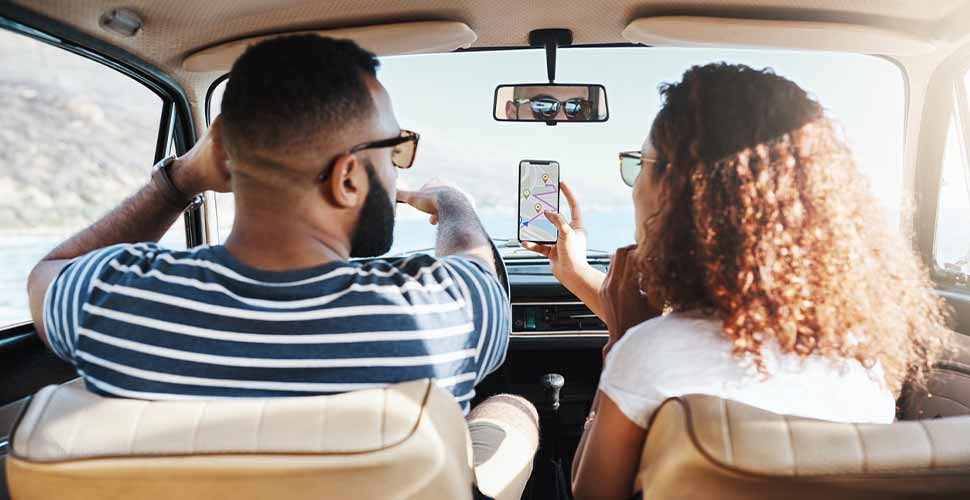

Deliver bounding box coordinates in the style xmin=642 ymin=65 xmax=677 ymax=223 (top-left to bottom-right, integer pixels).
xmin=182 ymin=21 xmax=477 ymax=72
xmin=622 ymin=16 xmax=934 ymax=56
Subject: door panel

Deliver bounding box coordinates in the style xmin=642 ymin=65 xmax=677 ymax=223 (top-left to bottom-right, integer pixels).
xmin=942 ymin=290 xmax=970 ymax=335
xmin=0 ymin=20 xmax=175 ymax=405
xmin=0 ymin=325 xmax=74 ymax=406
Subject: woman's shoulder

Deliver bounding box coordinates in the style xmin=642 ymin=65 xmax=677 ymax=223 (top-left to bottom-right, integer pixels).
xmin=612 ymin=310 xmax=725 ymax=353
xmin=604 ymin=311 xmax=732 ymax=378
xmin=599 ymin=310 xmax=733 ymax=428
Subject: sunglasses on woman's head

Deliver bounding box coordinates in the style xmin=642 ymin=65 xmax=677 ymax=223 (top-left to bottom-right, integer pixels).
xmin=618 ymin=150 xmax=660 ymax=187
xmin=515 ymin=95 xmax=591 ymax=120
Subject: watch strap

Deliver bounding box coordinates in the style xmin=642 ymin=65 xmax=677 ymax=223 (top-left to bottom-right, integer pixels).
xmin=152 ymin=156 xmax=198 ymax=209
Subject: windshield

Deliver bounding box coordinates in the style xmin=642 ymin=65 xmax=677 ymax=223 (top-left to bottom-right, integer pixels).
xmin=210 ymin=47 xmax=905 ymax=257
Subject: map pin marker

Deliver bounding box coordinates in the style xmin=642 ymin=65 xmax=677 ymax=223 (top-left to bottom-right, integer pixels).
xmin=534 ymin=203 xmax=542 ymax=213
xmin=542 ymin=174 xmax=549 ymax=184
xmin=523 ymin=188 xmax=531 ymax=199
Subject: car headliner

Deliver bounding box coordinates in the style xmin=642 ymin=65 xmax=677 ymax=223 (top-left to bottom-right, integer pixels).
xmin=10 ymin=1 xmax=970 ymax=86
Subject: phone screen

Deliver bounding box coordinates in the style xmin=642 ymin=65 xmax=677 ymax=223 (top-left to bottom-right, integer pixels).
xmin=518 ymin=160 xmax=560 ymax=243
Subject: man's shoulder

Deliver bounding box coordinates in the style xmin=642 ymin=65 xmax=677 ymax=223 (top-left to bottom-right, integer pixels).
xmin=99 ymin=242 xmax=205 ymax=261
xmin=88 ymin=243 xmax=233 ymax=283
xmin=356 ymin=253 xmax=492 ymax=278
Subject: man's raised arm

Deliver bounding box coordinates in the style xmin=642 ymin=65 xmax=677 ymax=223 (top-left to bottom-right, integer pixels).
xmin=26 ymin=119 xmax=230 ymax=345
xmin=397 ymin=180 xmax=496 ymax=277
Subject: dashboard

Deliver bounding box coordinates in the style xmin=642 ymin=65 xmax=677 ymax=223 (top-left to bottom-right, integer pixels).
xmin=476 ymin=256 xmax=608 ymax=454
xmin=506 ymin=257 xmax=609 ymax=346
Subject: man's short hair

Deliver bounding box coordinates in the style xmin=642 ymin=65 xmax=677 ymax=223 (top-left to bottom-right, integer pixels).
xmin=220 ymin=35 xmax=380 ymax=157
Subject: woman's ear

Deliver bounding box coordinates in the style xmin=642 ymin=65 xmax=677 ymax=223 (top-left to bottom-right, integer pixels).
xmin=325 ymin=154 xmax=364 ymax=209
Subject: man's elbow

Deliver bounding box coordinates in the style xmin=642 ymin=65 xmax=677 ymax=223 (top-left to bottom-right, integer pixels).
xmin=27 ymin=263 xmax=46 ymax=304
xmin=26 ymin=260 xmax=66 ymax=347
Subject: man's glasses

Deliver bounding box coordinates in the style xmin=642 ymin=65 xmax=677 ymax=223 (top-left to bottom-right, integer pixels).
xmin=319 ymin=130 xmax=419 ymax=181
xmin=348 ymin=129 xmax=420 ymax=169
xmin=619 ymin=150 xmax=660 ymax=187
xmin=515 ymin=95 xmax=591 ymax=120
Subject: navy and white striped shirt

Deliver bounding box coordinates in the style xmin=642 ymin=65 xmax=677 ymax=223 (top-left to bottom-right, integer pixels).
xmin=42 ymin=243 xmax=510 ymax=413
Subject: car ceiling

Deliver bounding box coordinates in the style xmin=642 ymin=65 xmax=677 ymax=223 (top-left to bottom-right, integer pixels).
xmin=10 ymin=0 xmax=970 ymax=124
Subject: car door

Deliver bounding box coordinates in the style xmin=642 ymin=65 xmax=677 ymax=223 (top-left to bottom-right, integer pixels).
xmin=0 ymin=12 xmax=199 ymax=486
xmin=919 ymin=55 xmax=970 ymax=337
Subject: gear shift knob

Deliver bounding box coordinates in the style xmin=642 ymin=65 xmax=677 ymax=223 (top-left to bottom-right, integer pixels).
xmin=542 ymin=373 xmax=565 ymax=411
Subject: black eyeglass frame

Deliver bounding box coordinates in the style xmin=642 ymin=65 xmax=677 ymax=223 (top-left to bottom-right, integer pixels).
xmin=319 ymin=129 xmax=420 ymax=181
xmin=619 ymin=150 xmax=661 ymax=187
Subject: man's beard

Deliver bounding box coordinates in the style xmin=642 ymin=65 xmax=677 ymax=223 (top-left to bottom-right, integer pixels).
xmin=349 ymin=160 xmax=395 ymax=258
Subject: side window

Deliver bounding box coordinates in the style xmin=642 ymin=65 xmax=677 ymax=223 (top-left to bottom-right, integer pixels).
xmin=935 ymin=73 xmax=970 ymax=288
xmin=207 ymin=79 xmax=234 ymax=241
xmin=0 ymin=30 xmax=181 ymax=327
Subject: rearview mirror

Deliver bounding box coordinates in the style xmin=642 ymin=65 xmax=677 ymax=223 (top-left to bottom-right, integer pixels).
xmin=493 ymin=84 xmax=609 ymax=123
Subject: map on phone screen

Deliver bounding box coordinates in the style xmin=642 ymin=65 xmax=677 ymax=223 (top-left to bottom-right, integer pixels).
xmin=518 ymin=161 xmax=560 ymax=242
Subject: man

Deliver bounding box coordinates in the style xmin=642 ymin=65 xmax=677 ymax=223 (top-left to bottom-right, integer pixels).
xmin=504 ymin=85 xmax=600 ymax=121
xmin=27 ymin=35 xmax=537 ymax=497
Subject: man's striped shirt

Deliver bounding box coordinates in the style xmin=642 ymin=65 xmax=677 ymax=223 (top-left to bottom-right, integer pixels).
xmin=42 ymin=243 xmax=510 ymax=413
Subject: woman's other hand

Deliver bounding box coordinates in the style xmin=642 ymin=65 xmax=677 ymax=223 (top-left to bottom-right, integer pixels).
xmin=599 ymin=245 xmax=662 ymax=360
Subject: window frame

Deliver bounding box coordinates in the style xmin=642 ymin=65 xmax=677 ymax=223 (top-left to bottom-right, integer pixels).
xmin=0 ymin=4 xmax=204 ymax=332
xmin=915 ymin=43 xmax=970 ymax=292
xmin=944 ymin=76 xmax=970 ymax=289
xmin=0 ymin=3 xmax=203 ymax=247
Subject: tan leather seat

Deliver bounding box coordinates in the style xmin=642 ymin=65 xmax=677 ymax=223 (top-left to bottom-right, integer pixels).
xmin=6 ymin=379 xmax=482 ymax=500
xmin=636 ymin=394 xmax=970 ymax=500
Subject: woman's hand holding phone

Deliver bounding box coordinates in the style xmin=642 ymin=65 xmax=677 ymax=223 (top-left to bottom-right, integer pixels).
xmin=522 ymin=182 xmax=662 ymax=361
xmin=522 ymin=181 xmax=608 ymax=320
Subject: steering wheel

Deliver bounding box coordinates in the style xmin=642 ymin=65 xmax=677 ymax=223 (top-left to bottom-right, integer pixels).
xmin=488 ymin=239 xmax=511 ymax=301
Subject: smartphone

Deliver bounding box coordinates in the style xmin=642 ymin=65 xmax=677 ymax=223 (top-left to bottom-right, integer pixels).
xmin=518 ymin=159 xmax=561 ymax=243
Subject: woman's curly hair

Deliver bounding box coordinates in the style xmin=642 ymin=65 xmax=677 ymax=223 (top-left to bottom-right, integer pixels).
xmin=637 ymin=63 xmax=950 ymax=392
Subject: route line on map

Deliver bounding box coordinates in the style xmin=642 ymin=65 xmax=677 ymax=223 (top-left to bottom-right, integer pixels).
xmin=532 ymin=192 xmax=558 ymax=211
xmin=522 ymin=211 xmax=544 ymax=226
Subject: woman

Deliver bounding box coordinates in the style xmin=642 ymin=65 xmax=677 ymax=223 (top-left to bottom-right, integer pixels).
xmin=521 ymin=63 xmax=951 ymax=500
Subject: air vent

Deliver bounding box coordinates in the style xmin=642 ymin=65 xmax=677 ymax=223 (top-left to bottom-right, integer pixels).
xmin=512 ymin=302 xmax=607 ymax=333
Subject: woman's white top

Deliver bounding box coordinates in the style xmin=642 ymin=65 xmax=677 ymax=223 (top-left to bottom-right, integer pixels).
xmin=598 ymin=311 xmax=896 ymax=428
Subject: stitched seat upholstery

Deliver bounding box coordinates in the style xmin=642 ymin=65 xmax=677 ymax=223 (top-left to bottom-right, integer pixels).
xmin=636 ymin=394 xmax=970 ymax=500
xmin=6 ymin=379 xmax=477 ymax=500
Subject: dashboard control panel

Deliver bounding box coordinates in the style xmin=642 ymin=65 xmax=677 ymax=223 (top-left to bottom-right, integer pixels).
xmin=512 ymin=301 xmax=607 ymax=333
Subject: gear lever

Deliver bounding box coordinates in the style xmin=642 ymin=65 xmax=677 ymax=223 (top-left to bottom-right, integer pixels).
xmin=542 ymin=373 xmax=565 ymax=412
xmin=540 ymin=373 xmax=572 ymax=500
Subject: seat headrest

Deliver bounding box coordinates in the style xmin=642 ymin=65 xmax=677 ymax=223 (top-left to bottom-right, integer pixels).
xmin=13 ymin=378 xmax=432 ymax=461
xmin=637 ymin=395 xmax=970 ymax=500
xmin=678 ymin=394 xmax=970 ymax=475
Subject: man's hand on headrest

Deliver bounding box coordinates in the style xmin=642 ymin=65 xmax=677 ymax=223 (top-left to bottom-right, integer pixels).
xmin=172 ymin=116 xmax=232 ymax=196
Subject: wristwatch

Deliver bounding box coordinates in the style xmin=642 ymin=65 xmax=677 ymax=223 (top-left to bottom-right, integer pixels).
xmin=151 ymin=155 xmax=203 ymax=210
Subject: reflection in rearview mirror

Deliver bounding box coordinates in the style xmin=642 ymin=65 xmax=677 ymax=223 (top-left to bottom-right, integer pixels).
xmin=493 ymin=84 xmax=609 ymax=123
